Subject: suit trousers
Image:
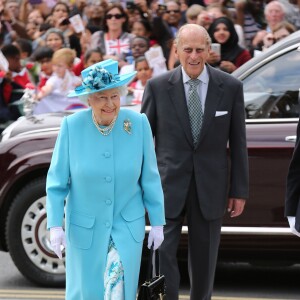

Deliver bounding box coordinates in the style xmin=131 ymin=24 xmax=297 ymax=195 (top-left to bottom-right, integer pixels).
xmin=159 ymin=174 xmax=222 ymax=300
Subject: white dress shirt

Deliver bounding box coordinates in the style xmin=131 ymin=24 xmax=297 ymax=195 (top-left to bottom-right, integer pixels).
xmin=181 ymin=65 xmax=209 ymax=112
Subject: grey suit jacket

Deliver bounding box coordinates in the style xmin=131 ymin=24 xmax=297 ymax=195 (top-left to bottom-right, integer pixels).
xmin=141 ymin=64 xmax=249 ymax=220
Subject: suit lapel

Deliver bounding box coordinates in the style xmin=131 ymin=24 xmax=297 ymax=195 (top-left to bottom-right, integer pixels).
xmin=168 ymin=67 xmax=194 ymax=147
xmin=196 ymin=65 xmax=224 ymax=147
xmin=167 ymin=65 xmax=224 ymax=149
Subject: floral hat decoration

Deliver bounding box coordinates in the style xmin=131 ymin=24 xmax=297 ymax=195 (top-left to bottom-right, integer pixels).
xmin=68 ymin=59 xmax=137 ymax=98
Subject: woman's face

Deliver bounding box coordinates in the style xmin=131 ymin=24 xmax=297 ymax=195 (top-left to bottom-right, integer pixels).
xmin=26 ymin=22 xmax=38 ymax=39
xmin=105 ymin=7 xmax=125 ymax=31
xmin=207 ymin=7 xmax=223 ymax=19
xmin=46 ymin=33 xmax=64 ymax=51
xmin=28 ymin=10 xmax=44 ymax=25
xmin=213 ymin=23 xmax=230 ymax=44
xmin=88 ymin=88 xmax=121 ymax=125
xmin=84 ymin=52 xmax=103 ymax=68
xmin=131 ymin=22 xmax=148 ymax=37
xmin=131 ymin=37 xmax=149 ymax=58
xmin=53 ymin=4 xmax=69 ymax=21
xmin=273 ymin=27 xmax=290 ymax=42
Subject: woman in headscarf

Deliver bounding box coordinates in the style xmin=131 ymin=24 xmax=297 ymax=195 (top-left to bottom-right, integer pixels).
xmin=208 ymin=16 xmax=251 ymax=73
xmin=46 ymin=59 xmax=165 ymax=300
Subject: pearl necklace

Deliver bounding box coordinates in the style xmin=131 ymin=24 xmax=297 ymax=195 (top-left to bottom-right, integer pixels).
xmin=92 ymin=111 xmax=117 ymax=136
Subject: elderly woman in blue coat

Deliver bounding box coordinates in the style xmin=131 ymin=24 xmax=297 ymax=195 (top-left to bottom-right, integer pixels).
xmin=46 ymin=59 xmax=165 ymax=300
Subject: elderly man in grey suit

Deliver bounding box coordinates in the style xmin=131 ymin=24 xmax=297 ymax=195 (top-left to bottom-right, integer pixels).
xmin=141 ymin=24 xmax=249 ymax=300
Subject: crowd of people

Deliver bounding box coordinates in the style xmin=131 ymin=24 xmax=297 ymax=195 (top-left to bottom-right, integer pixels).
xmin=1 ymin=0 xmax=300 ymax=300
xmin=0 ymin=0 xmax=300 ymax=125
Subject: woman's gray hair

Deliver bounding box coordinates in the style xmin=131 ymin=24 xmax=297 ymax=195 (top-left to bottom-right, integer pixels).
xmin=78 ymin=85 xmax=128 ymax=104
xmin=44 ymin=28 xmax=69 ymax=48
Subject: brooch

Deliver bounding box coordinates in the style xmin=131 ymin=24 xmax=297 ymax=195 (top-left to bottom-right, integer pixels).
xmin=123 ymin=119 xmax=132 ymax=134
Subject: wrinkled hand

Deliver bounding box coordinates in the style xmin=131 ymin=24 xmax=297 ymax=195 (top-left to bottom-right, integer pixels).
xmin=227 ymin=198 xmax=246 ymax=217
xmin=147 ymin=226 xmax=164 ymax=250
xmin=50 ymin=226 xmax=66 ymax=259
xmin=287 ymin=216 xmax=300 ymax=238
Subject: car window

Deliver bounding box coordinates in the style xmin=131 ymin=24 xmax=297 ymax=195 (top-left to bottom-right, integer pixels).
xmin=243 ymin=49 xmax=300 ymax=119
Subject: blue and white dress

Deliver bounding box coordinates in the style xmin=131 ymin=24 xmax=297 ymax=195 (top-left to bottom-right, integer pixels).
xmin=104 ymin=237 xmax=124 ymax=300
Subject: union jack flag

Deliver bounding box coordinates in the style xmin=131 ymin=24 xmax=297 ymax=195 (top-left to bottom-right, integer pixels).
xmin=105 ymin=38 xmax=130 ymax=56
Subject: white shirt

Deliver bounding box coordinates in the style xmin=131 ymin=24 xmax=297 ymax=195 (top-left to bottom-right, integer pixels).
xmin=181 ymin=65 xmax=209 ymax=112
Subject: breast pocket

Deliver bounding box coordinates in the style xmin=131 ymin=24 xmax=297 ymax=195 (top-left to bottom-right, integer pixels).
xmin=68 ymin=211 xmax=96 ymax=249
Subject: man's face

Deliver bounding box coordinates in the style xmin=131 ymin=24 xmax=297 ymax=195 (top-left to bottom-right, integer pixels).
xmin=165 ymin=1 xmax=181 ymax=27
xmin=76 ymin=0 xmax=86 ymax=10
xmin=175 ymin=27 xmax=210 ymax=79
xmin=249 ymin=0 xmax=264 ymax=11
xmin=265 ymin=2 xmax=285 ymax=26
xmin=5 ymin=1 xmax=19 ymax=19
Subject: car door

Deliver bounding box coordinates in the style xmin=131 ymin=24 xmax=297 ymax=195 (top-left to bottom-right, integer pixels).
xmin=224 ymin=47 xmax=300 ymax=229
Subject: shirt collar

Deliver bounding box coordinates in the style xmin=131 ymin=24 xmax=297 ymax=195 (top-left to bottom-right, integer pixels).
xmin=182 ymin=64 xmax=209 ymax=85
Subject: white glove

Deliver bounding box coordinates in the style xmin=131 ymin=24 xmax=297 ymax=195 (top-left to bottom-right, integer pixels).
xmin=287 ymin=216 xmax=300 ymax=238
xmin=147 ymin=226 xmax=164 ymax=250
xmin=50 ymin=226 xmax=66 ymax=259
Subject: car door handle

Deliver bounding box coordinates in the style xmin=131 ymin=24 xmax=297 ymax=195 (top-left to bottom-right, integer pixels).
xmin=285 ymin=136 xmax=296 ymax=142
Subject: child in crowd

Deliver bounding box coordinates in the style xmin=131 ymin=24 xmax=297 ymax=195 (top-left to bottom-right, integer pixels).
xmin=0 ymin=44 xmax=28 ymax=124
xmin=34 ymin=48 xmax=86 ymax=114
xmin=73 ymin=48 xmax=103 ymax=76
xmin=31 ymin=46 xmax=54 ymax=89
xmin=120 ymin=36 xmax=150 ymax=75
xmin=13 ymin=38 xmax=33 ymax=62
xmin=129 ymin=56 xmax=153 ymax=104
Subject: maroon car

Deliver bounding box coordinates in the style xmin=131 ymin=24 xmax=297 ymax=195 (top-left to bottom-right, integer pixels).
xmin=1 ymin=31 xmax=300 ymax=286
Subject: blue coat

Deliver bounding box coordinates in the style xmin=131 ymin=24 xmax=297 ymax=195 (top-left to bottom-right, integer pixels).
xmin=46 ymin=108 xmax=165 ymax=300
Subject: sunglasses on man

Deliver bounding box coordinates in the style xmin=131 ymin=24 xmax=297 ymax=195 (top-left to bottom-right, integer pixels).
xmin=166 ymin=9 xmax=180 ymax=14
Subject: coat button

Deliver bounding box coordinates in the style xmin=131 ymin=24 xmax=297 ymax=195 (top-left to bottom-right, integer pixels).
xmin=104 ymin=152 xmax=111 ymax=158
xmin=105 ymin=221 xmax=111 ymax=228
xmin=105 ymin=176 xmax=112 ymax=182
xmin=105 ymin=199 xmax=112 ymax=205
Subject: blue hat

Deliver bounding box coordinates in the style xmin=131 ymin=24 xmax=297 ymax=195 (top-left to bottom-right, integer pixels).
xmin=68 ymin=59 xmax=137 ymax=98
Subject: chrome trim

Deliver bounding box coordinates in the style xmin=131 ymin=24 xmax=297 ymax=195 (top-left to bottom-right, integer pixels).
xmin=285 ymin=136 xmax=297 ymax=142
xmin=246 ymin=118 xmax=299 ymax=124
xmin=15 ymin=127 xmax=61 ymax=137
xmin=1 ymin=117 xmax=26 ymax=141
xmin=145 ymin=226 xmax=293 ymax=236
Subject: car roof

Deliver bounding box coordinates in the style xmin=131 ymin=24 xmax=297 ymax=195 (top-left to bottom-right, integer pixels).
xmin=232 ymin=30 xmax=300 ymax=79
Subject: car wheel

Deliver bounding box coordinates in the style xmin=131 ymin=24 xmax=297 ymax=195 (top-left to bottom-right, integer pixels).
xmin=5 ymin=177 xmax=65 ymax=287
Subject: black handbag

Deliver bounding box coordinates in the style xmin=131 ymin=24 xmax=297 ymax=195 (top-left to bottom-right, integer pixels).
xmin=137 ymin=247 xmax=166 ymax=300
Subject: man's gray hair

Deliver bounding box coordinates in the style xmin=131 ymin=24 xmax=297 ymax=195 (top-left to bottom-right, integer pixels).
xmin=264 ymin=0 xmax=286 ymax=16
xmin=174 ymin=24 xmax=211 ymax=47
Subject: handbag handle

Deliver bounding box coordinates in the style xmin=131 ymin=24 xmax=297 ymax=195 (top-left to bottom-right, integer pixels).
xmin=146 ymin=246 xmax=160 ymax=280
